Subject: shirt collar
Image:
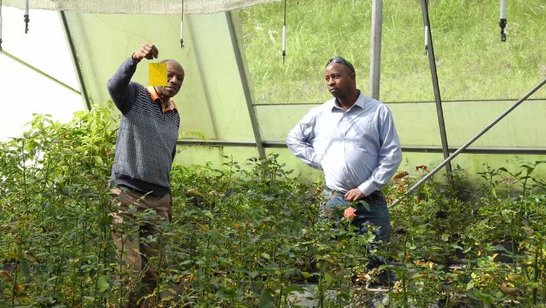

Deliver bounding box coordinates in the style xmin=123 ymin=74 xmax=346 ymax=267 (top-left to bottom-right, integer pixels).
xmin=330 ymin=90 xmax=365 ymax=111
xmin=147 ymin=86 xmax=178 ymax=113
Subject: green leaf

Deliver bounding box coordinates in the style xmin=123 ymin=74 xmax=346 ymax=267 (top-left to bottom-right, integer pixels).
xmin=94 ymin=156 xmax=103 ymax=165
xmin=259 ymin=288 xmax=275 ymax=308
xmin=97 ymin=275 xmax=109 ymax=292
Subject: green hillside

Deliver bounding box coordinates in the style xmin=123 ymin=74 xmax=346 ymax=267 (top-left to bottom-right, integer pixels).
xmin=240 ymin=0 xmax=546 ymax=104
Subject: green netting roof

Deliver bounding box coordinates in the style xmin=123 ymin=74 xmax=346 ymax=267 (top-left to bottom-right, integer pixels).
xmin=3 ymin=0 xmax=279 ymax=14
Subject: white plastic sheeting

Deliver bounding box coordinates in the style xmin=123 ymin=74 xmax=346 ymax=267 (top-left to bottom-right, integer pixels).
xmin=3 ymin=0 xmax=279 ymax=15
xmin=0 ymin=7 xmax=84 ymax=140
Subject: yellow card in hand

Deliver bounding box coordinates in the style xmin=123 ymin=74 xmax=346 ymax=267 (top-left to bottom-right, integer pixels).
xmin=149 ymin=63 xmax=168 ymax=86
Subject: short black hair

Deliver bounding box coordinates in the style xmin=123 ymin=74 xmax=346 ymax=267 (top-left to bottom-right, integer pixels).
xmin=325 ymin=56 xmax=355 ymax=76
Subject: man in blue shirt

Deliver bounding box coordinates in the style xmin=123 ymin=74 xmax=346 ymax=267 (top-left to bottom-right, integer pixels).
xmin=286 ymin=56 xmax=402 ymax=283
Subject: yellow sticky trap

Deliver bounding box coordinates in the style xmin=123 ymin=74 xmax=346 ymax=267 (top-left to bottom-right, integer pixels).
xmin=148 ymin=63 xmax=168 ymax=86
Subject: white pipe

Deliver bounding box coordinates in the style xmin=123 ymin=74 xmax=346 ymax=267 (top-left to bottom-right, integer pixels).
xmin=369 ymin=0 xmax=383 ymax=100
xmin=500 ymin=0 xmax=507 ymax=19
xmin=424 ymin=25 xmax=429 ymax=47
xmin=282 ymin=25 xmax=286 ymax=52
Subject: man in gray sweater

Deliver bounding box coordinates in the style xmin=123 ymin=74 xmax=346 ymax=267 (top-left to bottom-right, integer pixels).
xmin=107 ymin=43 xmax=184 ymax=306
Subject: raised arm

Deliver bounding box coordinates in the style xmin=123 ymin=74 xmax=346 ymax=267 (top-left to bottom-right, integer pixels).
xmin=107 ymin=44 xmax=159 ymax=114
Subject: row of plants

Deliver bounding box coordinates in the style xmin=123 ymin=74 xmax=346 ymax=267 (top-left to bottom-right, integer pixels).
xmin=1 ymin=104 xmax=545 ymax=307
xmin=388 ymin=162 xmax=546 ymax=307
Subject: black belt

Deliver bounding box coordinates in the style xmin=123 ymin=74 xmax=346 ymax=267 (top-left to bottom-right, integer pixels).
xmin=118 ymin=184 xmax=165 ymax=197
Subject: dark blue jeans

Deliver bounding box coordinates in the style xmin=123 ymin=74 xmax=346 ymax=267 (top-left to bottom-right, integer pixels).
xmin=321 ymin=188 xmax=392 ymax=271
xmin=320 ymin=188 xmax=391 ymax=244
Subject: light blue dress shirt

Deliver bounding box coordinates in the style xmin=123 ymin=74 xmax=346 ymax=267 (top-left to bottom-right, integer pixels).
xmin=286 ymin=93 xmax=402 ymax=197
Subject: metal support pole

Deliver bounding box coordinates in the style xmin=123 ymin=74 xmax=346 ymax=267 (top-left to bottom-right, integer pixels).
xmin=2 ymin=50 xmax=81 ymax=96
xmin=225 ymin=11 xmax=266 ymax=159
xmin=421 ymin=0 xmax=452 ymax=177
xmin=369 ymin=0 xmax=382 ymax=100
xmin=390 ymin=78 xmax=546 ymax=208
xmin=177 ymin=139 xmax=546 ymax=155
xmin=60 ymin=11 xmax=91 ymax=110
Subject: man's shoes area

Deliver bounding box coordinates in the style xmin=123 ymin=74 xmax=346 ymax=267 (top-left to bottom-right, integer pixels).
xmin=367 ymin=268 xmax=396 ymax=289
xmin=351 ymin=267 xmax=396 ymax=291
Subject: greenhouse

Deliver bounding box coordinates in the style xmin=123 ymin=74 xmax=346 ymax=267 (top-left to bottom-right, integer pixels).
xmin=1 ymin=0 xmax=545 ymax=306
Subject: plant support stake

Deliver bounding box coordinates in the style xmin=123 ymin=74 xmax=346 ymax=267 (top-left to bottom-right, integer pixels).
xmin=499 ymin=0 xmax=507 ymax=41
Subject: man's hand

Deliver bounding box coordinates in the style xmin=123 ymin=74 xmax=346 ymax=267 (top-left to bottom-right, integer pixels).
xmin=344 ymin=188 xmax=365 ymax=202
xmin=132 ymin=43 xmax=159 ymax=62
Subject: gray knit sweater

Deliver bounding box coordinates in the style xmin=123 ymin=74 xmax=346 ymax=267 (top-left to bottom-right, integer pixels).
xmin=107 ymin=57 xmax=180 ymax=196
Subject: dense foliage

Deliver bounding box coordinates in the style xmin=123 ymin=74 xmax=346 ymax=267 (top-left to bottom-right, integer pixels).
xmin=1 ymin=105 xmax=545 ymax=306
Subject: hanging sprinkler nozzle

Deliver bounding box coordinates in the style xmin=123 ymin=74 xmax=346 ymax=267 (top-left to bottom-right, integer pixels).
xmin=282 ymin=25 xmax=286 ymax=64
xmin=24 ymin=14 xmax=29 ymax=33
xmin=0 ymin=1 xmax=3 ymax=50
xmin=499 ymin=19 xmax=507 ymax=42
xmin=499 ymin=0 xmax=507 ymax=41
xmin=24 ymin=0 xmax=29 ymax=33
xmin=281 ymin=0 xmax=287 ymax=64
xmin=180 ymin=20 xmax=184 ymax=48
xmin=180 ymin=0 xmax=185 ymax=48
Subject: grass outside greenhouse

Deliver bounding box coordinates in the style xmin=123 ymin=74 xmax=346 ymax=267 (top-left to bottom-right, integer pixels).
xmin=0 ymin=104 xmax=545 ymax=307
xmin=240 ymin=0 xmax=546 ymax=104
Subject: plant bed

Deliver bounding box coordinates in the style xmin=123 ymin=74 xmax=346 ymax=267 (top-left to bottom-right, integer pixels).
xmin=1 ymin=107 xmax=545 ymax=306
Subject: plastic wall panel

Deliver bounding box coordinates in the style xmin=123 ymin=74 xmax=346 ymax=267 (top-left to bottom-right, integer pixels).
xmin=63 ymin=12 xmax=216 ymax=138
xmin=391 ymin=99 xmax=546 ymax=148
xmin=186 ymin=13 xmax=256 ymax=141
xmin=252 ymin=98 xmax=546 ymax=179
xmin=255 ymin=99 xmax=546 ymax=149
xmin=62 ymin=12 xmax=256 ymax=141
xmin=60 ymin=10 xmax=546 ymax=181
xmin=0 ymin=7 xmax=85 ymax=140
